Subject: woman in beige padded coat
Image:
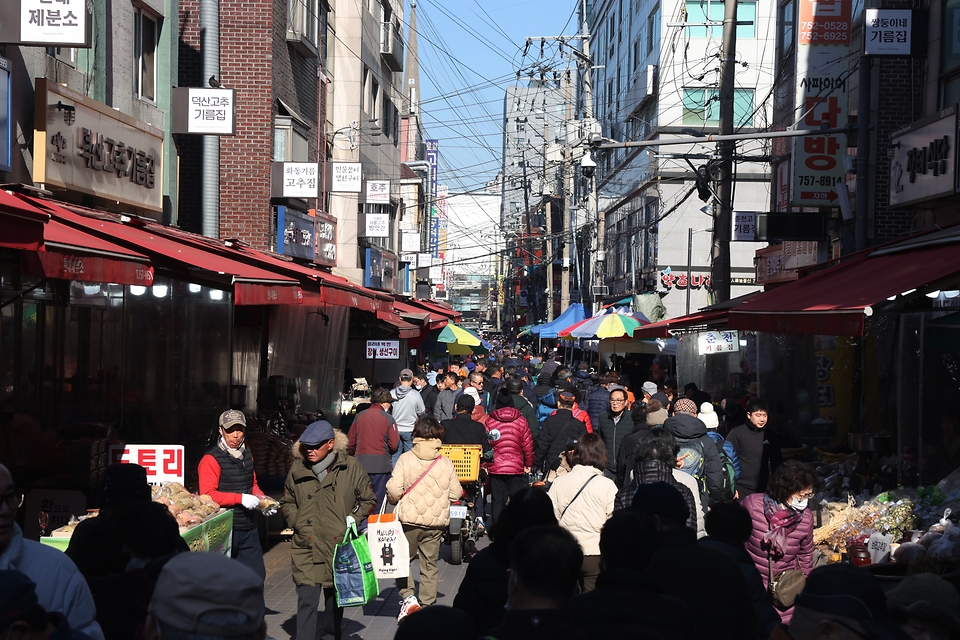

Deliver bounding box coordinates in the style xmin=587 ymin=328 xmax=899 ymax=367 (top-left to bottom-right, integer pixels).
xmin=387 ymin=415 xmax=462 ymax=621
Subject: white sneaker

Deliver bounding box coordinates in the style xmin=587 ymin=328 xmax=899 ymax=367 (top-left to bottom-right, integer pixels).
xmin=397 ymin=595 xmax=421 ymax=623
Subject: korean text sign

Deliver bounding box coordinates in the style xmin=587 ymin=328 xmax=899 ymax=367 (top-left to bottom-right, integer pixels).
xmin=697 ymin=331 xmax=739 ymax=356
xmin=109 ymin=444 xmax=186 ymax=484
xmin=186 ymin=88 xmax=235 ymax=134
xmin=366 ymin=340 xmax=400 ymax=359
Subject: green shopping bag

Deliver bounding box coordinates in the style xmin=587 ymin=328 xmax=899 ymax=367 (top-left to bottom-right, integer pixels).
xmin=333 ymin=516 xmax=380 ymax=607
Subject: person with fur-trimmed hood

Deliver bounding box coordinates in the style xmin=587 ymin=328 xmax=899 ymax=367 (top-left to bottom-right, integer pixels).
xmin=281 ymin=421 xmax=376 ymax=640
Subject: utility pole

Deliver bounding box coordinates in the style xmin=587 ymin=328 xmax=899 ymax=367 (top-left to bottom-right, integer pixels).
xmin=521 ymin=146 xmax=534 ymax=324
xmin=544 ymin=118 xmax=554 ymax=321
xmin=855 ymin=55 xmax=871 ymax=251
xmin=578 ymin=0 xmax=602 ymax=313
xmin=712 ymin=0 xmax=739 ymax=303
xmin=561 ymin=69 xmax=572 ymax=313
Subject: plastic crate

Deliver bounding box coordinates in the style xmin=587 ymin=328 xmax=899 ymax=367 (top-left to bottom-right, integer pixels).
xmin=439 ymin=445 xmax=483 ymax=483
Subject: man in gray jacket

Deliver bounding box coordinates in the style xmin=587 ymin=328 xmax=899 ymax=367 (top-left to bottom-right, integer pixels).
xmin=391 ymin=369 xmax=425 ymax=465
xmin=433 ymin=372 xmax=459 ymax=423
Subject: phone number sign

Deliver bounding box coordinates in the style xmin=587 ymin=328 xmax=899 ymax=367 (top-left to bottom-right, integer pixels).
xmin=366 ymin=340 xmax=400 ymax=360
xmin=109 ymin=444 xmax=185 ymax=484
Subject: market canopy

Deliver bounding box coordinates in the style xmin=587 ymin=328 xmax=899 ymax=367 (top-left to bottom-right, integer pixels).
xmin=558 ymin=307 xmax=650 ymax=339
xmin=729 ymin=228 xmax=960 ymax=336
xmin=531 ymin=303 xmax=588 ymax=339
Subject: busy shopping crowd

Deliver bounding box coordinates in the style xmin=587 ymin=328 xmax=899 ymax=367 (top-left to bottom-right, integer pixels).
xmin=0 ymin=345 xmax=958 ymax=640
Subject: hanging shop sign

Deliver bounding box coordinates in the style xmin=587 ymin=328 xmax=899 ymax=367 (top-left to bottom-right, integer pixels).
xmin=792 ymin=0 xmax=851 ymax=206
xmin=33 ymin=78 xmax=163 ymax=212
xmin=172 ymin=88 xmax=236 ymax=135
xmin=776 ymin=159 xmax=791 ymax=211
xmin=863 ymin=9 xmax=917 ymax=56
xmin=888 ymin=106 xmax=956 ymax=208
xmin=401 ymin=230 xmax=421 ymax=253
xmin=109 ymin=444 xmax=185 ymax=484
xmin=382 ymin=251 xmax=397 ymax=292
xmin=733 ymin=212 xmax=756 ymax=241
xmin=698 ymin=330 xmax=739 ymax=355
xmin=330 ymin=162 xmax=362 ymax=192
xmin=362 ymin=212 xmax=390 ymax=238
xmin=313 ymin=211 xmax=338 ymax=267
xmin=0 ymin=55 xmax=10 ymax=173
xmin=271 ymin=162 xmax=320 ymax=198
xmin=277 ymin=206 xmax=315 ymax=260
xmin=365 ymin=180 xmax=390 ymax=203
xmin=366 ymin=340 xmax=400 ymax=359
xmin=0 ymin=0 xmax=92 ymax=48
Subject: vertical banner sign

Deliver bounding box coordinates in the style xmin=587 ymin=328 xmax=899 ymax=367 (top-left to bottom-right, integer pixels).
xmin=366 ymin=180 xmax=390 ymax=202
xmin=0 ymin=55 xmax=9 ymax=173
xmin=732 ymin=212 xmax=756 ymax=241
xmin=776 ymin=158 xmax=792 ymax=211
xmin=425 ymin=140 xmax=440 ymax=257
xmin=438 ymin=185 xmax=448 ymax=287
xmin=792 ymin=0 xmax=850 ymax=207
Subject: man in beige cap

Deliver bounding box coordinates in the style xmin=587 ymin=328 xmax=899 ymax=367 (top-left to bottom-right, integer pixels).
xmin=198 ymin=410 xmax=267 ymax=581
xmin=145 ymin=551 xmax=266 ymax=640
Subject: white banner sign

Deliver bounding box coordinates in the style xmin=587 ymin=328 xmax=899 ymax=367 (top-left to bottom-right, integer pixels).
xmin=365 ymin=213 xmax=390 ymax=237
xmin=331 ymin=162 xmax=362 ymax=192
xmin=21 ymin=0 xmax=86 ymax=45
xmin=864 ymin=10 xmax=911 ymax=56
xmin=401 ymin=230 xmax=421 ymax=253
xmin=366 ymin=340 xmax=400 ymax=359
xmin=281 ymin=163 xmax=320 ymax=198
xmin=697 ymin=330 xmax=739 ymax=355
xmin=109 ymin=444 xmax=186 ymax=484
xmin=732 ymin=212 xmax=756 ymax=241
xmin=417 ymin=253 xmax=432 ymax=268
xmin=428 ymin=266 xmax=443 ymax=283
xmin=366 ymin=180 xmax=390 ymax=202
xmin=187 ymin=88 xmax=234 ymax=134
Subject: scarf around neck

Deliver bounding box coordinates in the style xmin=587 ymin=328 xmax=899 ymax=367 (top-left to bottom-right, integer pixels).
xmin=762 ymin=493 xmax=803 ymax=557
xmin=312 ymin=450 xmax=337 ymax=483
xmin=218 ymin=435 xmax=245 ymax=460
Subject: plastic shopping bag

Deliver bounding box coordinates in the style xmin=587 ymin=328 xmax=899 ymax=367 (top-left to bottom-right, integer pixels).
xmin=333 ymin=516 xmax=380 ymax=607
xmin=367 ymin=497 xmax=410 ymax=580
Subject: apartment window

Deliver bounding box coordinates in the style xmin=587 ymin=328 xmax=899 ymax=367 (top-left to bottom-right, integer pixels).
xmin=287 ymin=0 xmax=319 ymax=55
xmin=777 ymin=0 xmax=794 ymax=62
xmin=370 ymin=78 xmax=379 ymax=120
xmin=685 ymin=1 xmax=756 ymax=39
xmin=46 ymin=47 xmax=76 ymax=67
xmin=361 ymin=67 xmax=369 ymax=112
xmin=516 ymin=121 xmax=525 ymax=132
xmin=682 ymin=87 xmax=754 ymax=127
xmin=646 ymin=6 xmax=659 ymax=54
xmin=942 ymin=0 xmax=960 ymax=107
xmin=273 ymin=116 xmax=309 ymax=162
xmin=134 ymin=10 xmax=158 ymax=102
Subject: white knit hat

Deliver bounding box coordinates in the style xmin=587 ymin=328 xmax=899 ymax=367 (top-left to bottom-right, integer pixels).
xmin=700 ymin=402 xmax=719 ymax=429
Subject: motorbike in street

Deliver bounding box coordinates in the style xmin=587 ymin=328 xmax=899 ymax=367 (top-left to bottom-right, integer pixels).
xmin=439 ymin=444 xmax=485 ymax=565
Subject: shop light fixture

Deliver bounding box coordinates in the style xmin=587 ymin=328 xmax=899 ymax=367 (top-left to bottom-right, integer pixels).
xmin=926 ymin=290 xmax=942 ymax=299
xmin=945 ymin=290 xmax=960 ymax=299
xmin=129 ymin=285 xmax=147 ymax=296
xmin=901 ymin=289 xmax=916 ymax=297
xmin=188 ymin=283 xmax=202 ymax=293
xmin=887 ymin=295 xmax=897 ymax=301
xmin=83 ymin=284 xmax=101 ymax=296
xmin=209 ymin=289 xmax=224 ymax=301
xmin=152 ymin=284 xmax=168 ymax=298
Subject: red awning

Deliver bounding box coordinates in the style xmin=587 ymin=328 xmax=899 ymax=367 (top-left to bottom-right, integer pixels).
xmin=235 ymin=283 xmax=304 ymax=305
xmin=633 ymin=309 xmax=729 ymax=339
xmin=22 ymin=217 xmax=156 ymax=286
xmin=376 ymin=310 xmax=421 ymax=339
xmin=0 ymin=190 xmax=50 ymax=251
xmin=400 ymin=298 xmax=462 ymax=322
xmin=729 ymin=240 xmax=960 ymax=336
xmin=392 ymin=300 xmax=448 ymax=330
xmin=21 ymin=197 xmax=302 ymax=302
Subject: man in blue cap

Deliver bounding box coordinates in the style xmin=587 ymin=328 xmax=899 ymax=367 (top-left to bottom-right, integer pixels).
xmin=281 ymin=421 xmax=375 ymax=640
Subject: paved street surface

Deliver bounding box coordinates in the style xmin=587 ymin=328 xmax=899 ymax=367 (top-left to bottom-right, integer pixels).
xmin=263 ymin=535 xmax=481 ymax=640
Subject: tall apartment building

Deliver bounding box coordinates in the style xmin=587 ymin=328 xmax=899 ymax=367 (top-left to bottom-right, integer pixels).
xmin=586 ymin=0 xmax=770 ymax=317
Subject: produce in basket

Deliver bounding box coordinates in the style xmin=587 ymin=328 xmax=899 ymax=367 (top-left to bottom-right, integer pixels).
xmin=152 ymin=482 xmax=222 ymax=529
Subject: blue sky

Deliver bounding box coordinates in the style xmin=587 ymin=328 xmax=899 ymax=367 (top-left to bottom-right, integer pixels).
xmin=409 ymin=0 xmax=580 ymax=195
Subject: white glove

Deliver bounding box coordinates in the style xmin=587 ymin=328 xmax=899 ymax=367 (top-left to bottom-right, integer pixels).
xmin=241 ymin=494 xmax=260 ymax=510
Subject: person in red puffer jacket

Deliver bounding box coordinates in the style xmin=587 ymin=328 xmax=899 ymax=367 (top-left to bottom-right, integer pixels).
xmin=484 ymin=387 xmax=534 ymax=524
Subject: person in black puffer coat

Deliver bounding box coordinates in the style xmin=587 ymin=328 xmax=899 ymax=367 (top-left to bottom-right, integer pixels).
xmin=535 ymin=389 xmax=588 ymax=474
xmin=452 ymin=488 xmax=557 ymax=634
xmin=617 ymin=429 xmax=697 ymax=532
xmin=663 ymin=399 xmax=725 ymax=504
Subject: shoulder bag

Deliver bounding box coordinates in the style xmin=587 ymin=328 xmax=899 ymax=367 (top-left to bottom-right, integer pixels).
xmin=559 ymin=474 xmax=597 ymax=522
xmin=767 ymin=551 xmax=805 ymax=611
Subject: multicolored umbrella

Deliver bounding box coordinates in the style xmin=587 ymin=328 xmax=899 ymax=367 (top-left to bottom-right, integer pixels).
xmin=558 ymin=308 xmax=650 ymax=339
xmin=436 ymin=322 xmax=482 ymax=346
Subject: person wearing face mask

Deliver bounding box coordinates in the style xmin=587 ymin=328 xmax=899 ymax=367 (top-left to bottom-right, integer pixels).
xmin=198 ymin=410 xmax=267 ymax=582
xmin=742 ymin=460 xmax=818 ymax=626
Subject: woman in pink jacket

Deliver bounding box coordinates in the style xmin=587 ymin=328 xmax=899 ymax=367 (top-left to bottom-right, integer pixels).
xmin=485 ymin=388 xmax=534 ymax=524
xmin=741 ymin=460 xmax=817 ymax=625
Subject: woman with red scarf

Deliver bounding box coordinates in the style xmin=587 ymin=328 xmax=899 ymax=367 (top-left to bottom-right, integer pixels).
xmin=742 ymin=460 xmax=817 ymax=625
